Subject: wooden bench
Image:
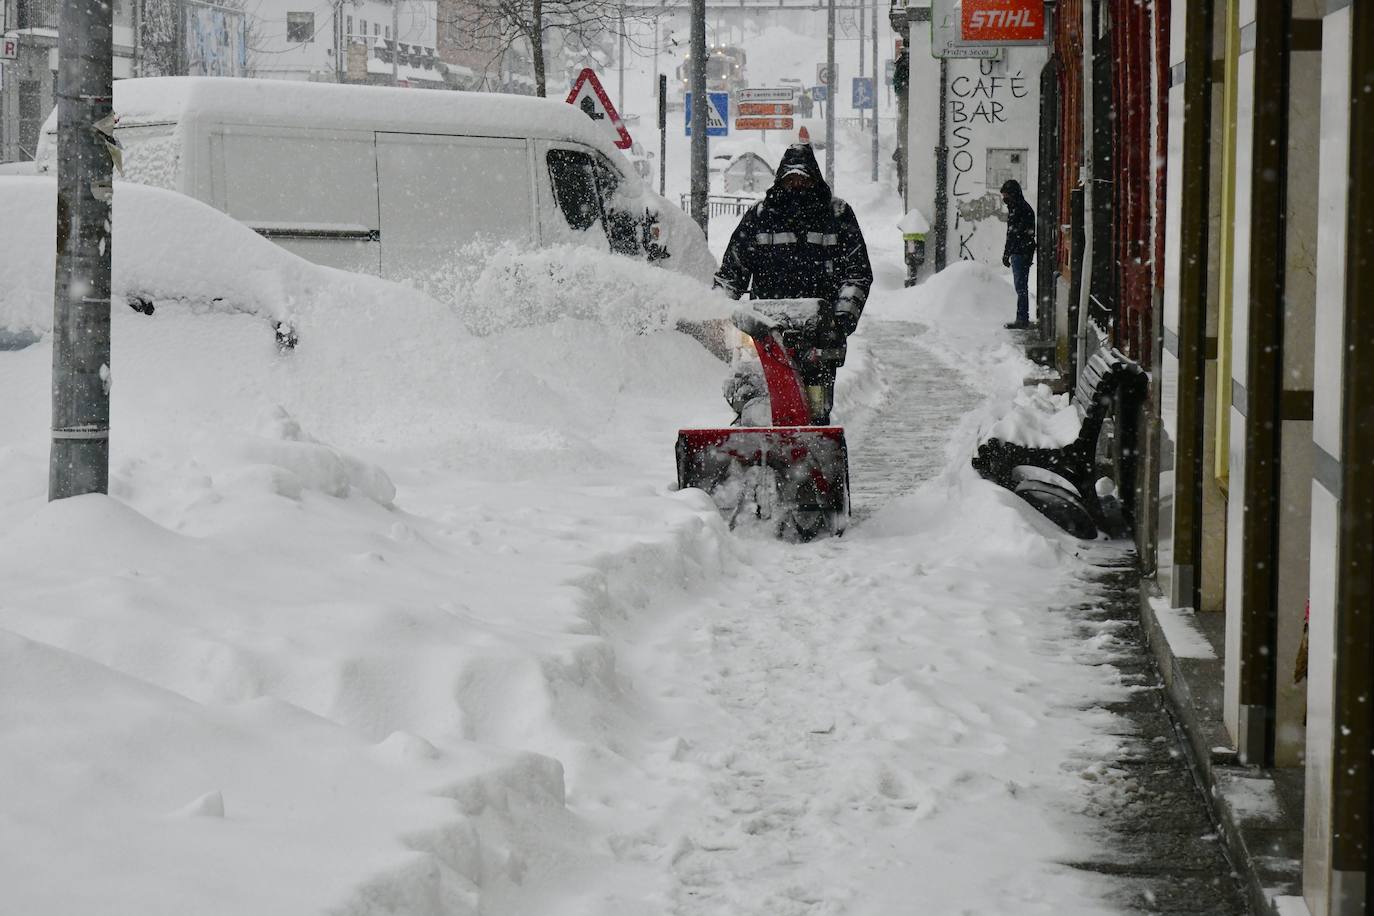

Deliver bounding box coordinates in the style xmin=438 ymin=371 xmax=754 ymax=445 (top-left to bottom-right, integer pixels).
xmin=972 ymin=344 xmax=1148 ymax=538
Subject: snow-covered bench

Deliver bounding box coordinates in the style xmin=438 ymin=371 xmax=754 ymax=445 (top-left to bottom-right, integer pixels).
xmin=971 ymin=342 xmax=1147 ymax=538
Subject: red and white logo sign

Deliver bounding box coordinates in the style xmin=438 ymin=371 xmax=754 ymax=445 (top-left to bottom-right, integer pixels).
xmin=961 ymin=0 xmax=1046 ymax=42
xmin=565 ymin=67 xmax=633 ymax=150
xmin=1 ymin=36 xmax=18 ymax=60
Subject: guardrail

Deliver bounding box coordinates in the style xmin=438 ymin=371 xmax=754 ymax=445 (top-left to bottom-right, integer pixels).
xmin=679 ymin=193 xmax=761 ymax=218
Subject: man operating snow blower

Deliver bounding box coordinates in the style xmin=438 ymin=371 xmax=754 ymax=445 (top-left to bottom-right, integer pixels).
xmin=713 ymin=141 xmax=873 ymax=425
xmin=675 ymin=141 xmax=873 ymax=541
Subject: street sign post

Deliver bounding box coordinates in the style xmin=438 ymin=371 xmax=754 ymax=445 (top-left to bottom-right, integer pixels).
xmin=852 ymin=77 xmax=874 ymax=110
xmin=684 ymin=91 xmax=730 ymax=136
xmin=565 ymin=68 xmax=633 ymax=149
xmin=735 ymin=88 xmax=795 ymax=136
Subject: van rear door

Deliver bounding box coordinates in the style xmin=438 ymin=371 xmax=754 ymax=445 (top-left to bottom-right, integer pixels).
xmin=375 ymin=133 xmax=536 ymax=286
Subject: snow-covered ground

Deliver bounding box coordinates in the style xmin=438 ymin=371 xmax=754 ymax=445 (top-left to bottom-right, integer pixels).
xmin=0 ymin=18 xmax=1130 ymax=916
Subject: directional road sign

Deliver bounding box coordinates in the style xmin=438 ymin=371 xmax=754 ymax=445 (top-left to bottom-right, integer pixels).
xmin=737 ymin=87 xmax=796 ymax=103
xmin=812 ymin=85 xmax=828 ymax=102
xmin=735 ymin=117 xmax=794 ymax=132
xmin=738 ymin=102 xmax=793 ymax=116
xmin=565 ymin=67 xmax=633 ymax=149
xmin=684 ymin=91 xmax=730 ymax=137
xmin=852 ymin=77 xmax=874 ymax=110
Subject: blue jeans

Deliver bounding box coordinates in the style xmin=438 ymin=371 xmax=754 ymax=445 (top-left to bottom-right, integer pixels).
xmin=1009 ymin=254 xmax=1032 ymax=324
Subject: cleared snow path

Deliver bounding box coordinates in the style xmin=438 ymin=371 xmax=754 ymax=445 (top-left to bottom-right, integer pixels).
xmin=580 ymin=298 xmax=1138 ymax=915
xmin=847 ymin=320 xmax=980 ymax=521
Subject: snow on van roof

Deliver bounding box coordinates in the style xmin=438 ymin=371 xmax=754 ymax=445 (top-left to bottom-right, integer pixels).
xmin=112 ymin=77 xmax=627 ymax=160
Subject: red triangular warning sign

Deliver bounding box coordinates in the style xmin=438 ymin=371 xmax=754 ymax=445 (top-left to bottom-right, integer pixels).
xmin=565 ymin=68 xmax=633 ymax=150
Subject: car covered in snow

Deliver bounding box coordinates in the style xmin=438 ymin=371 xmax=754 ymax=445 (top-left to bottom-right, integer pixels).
xmin=34 ymin=78 xmax=715 ymax=289
xmin=0 ymin=175 xmax=455 ymax=351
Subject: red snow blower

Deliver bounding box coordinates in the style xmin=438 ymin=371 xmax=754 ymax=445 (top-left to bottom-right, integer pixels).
xmin=675 ymin=299 xmax=851 ymax=541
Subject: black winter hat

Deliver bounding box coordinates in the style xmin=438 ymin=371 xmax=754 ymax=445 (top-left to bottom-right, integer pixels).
xmin=1000 ymin=179 xmax=1024 ymax=197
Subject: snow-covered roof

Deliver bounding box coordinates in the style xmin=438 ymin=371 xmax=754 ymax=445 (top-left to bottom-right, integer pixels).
xmin=106 ymin=77 xmax=630 ymax=162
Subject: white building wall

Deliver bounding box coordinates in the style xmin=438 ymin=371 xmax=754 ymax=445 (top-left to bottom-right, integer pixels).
xmin=903 ymin=36 xmax=1044 ymax=271
xmin=248 ymin=0 xmax=436 ymax=81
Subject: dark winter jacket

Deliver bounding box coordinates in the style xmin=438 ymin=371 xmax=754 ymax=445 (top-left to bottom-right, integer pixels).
xmin=714 ymin=143 xmax=873 ymax=347
xmin=893 ymin=50 xmax=909 ymax=96
xmin=1002 ymin=179 xmax=1036 ymax=261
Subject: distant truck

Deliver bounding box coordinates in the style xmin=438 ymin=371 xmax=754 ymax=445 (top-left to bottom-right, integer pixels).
xmin=35 ymin=78 xmax=714 ymax=287
xmin=673 ymin=46 xmax=748 ymax=112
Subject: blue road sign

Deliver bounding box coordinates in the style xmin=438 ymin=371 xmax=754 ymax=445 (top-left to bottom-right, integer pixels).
xmin=852 ymin=77 xmax=875 ymax=110
xmin=812 ymin=85 xmax=828 ymax=102
xmin=684 ymin=92 xmax=730 ymax=137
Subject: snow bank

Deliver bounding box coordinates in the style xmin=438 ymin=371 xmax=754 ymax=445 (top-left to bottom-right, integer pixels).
xmin=0 ymin=164 xmax=750 ymax=913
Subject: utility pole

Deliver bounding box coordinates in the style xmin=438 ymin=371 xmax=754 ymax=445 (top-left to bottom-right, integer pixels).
xmin=51 ymin=0 xmax=114 ymax=500
xmin=690 ymin=0 xmax=708 ymax=235
xmin=659 ymin=73 xmax=667 ymax=196
xmin=825 ymin=0 xmax=835 ymax=189
xmin=857 ymin=0 xmax=864 ymax=132
xmin=870 ymin=0 xmax=878 ymax=182
xmin=934 ymin=57 xmax=948 ymax=270
xmin=392 ymin=0 xmax=400 ymax=84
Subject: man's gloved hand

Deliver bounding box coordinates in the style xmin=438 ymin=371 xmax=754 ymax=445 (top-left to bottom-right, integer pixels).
xmin=1002 ymin=255 xmax=1011 ymax=268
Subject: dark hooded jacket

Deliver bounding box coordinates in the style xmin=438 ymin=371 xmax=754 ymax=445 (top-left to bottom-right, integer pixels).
xmin=1002 ymin=179 xmax=1036 ymax=261
xmin=714 ymin=143 xmax=874 ymax=342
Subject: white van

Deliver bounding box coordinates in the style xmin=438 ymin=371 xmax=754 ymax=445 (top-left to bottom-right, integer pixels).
xmin=36 ymin=77 xmax=714 ymax=286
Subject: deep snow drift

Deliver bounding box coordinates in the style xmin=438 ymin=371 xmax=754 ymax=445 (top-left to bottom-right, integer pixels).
xmin=1 ymin=238 xmax=1128 ymax=915
xmin=0 ymin=19 xmax=1128 ymax=914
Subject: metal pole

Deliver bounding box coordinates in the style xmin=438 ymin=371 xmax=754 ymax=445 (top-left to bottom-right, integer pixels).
xmin=391 ymin=0 xmax=399 ymax=84
xmin=825 ymin=0 xmax=835 ymax=189
xmin=858 ymin=0 xmax=864 ymax=132
xmin=690 ymin=0 xmax=708 ymax=235
xmin=870 ymin=0 xmax=878 ymax=182
xmin=618 ymin=6 xmax=626 ymax=113
xmin=659 ymin=73 xmax=667 ymax=196
xmin=934 ymin=56 xmax=948 ymax=271
xmin=51 ymin=0 xmax=114 ymax=500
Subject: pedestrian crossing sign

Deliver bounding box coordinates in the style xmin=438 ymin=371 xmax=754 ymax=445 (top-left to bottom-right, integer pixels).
xmin=684 ymin=92 xmax=730 ymax=137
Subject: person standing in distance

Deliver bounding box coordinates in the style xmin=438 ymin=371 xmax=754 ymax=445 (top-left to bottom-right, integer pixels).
xmin=1000 ymin=179 xmax=1035 ymax=330
xmin=714 ymin=141 xmax=873 ymax=425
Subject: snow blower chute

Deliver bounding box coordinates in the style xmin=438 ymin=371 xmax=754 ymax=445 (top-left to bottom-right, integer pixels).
xmin=676 ymin=298 xmax=850 ymax=541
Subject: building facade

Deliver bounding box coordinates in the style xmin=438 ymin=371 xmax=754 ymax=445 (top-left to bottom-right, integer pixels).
xmin=1032 ymin=1 xmax=1374 ymax=913
xmin=1 ymin=0 xmax=538 ymax=162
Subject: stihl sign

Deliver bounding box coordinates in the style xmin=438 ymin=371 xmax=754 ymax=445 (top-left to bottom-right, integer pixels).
xmin=961 ymin=0 xmax=1046 ymax=42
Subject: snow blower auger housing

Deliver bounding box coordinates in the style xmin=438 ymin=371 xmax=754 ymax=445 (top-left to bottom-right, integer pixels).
xmin=676 ymin=298 xmax=851 ymax=541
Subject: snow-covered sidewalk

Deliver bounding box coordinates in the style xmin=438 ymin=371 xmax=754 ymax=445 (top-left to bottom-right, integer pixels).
xmin=1 ymin=244 xmax=1148 ymax=914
